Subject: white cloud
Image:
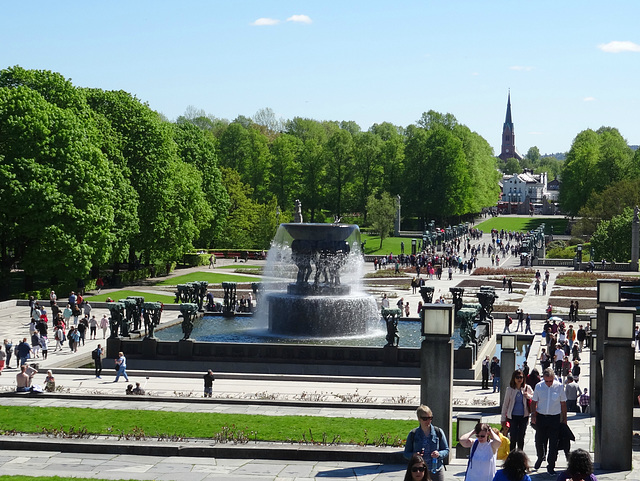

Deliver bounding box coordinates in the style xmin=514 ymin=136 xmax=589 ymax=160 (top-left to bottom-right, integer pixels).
xmin=251 ymin=18 xmax=280 ymax=26
xmin=598 ymin=41 xmax=640 ymax=53
xmin=471 ymin=72 xmax=479 ymax=76
xmin=509 ymin=66 xmax=534 ymax=71
xmin=286 ymin=14 xmax=312 ymax=24
xmin=584 ymin=97 xmax=596 ymax=102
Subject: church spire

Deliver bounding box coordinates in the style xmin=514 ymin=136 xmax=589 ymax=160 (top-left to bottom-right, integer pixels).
xmin=498 ymin=90 xmax=522 ymax=161
xmin=504 ymin=90 xmax=513 ymax=127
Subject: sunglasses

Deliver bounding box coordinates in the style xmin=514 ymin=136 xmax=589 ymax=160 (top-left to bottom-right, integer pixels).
xmin=420 ymin=416 xmax=433 ymax=421
xmin=412 ymin=466 xmax=426 ymax=473
xmin=477 ymin=434 xmax=487 ymax=438
xmin=515 ymin=375 xmax=523 ymax=379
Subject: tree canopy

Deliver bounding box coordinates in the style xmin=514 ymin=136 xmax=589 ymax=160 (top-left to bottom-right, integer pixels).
xmin=560 ymin=127 xmax=636 ymax=216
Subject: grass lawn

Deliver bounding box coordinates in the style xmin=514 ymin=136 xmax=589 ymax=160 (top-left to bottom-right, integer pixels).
xmin=0 ymin=405 xmax=417 ymax=446
xmin=85 ymin=290 xmax=176 ymax=303
xmin=155 ymin=271 xmax=262 ymax=286
xmin=361 ymin=235 xmax=416 ymax=256
xmin=475 ymin=217 xmax=568 ymax=235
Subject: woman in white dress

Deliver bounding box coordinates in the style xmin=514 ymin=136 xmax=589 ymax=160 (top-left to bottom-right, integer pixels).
xmin=459 ymin=422 xmax=500 ymax=481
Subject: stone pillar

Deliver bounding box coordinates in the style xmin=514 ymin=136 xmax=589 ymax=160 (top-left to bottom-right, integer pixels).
xmin=500 ymin=341 xmax=516 ymax=407
xmin=420 ymin=337 xmax=453 ymax=449
xmin=593 ymin=306 xmax=606 ymax=464
xmin=601 ymin=337 xmax=634 ymax=470
xmin=631 ymin=206 xmax=639 ymax=271
xmin=106 ymin=337 xmax=121 ymax=360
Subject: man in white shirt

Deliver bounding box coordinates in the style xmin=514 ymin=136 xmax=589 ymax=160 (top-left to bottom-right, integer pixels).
xmin=381 ymin=294 xmax=389 ymax=310
xmin=553 ymin=344 xmax=565 ymax=376
xmin=530 ymin=367 xmax=567 ymax=475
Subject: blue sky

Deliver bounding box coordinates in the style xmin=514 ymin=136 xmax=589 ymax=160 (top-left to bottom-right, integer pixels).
xmin=1 ymin=1 xmax=639 ymax=155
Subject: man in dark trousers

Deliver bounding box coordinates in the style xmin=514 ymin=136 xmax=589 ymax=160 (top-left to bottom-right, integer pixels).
xmin=93 ymin=344 xmax=103 ymax=379
xmin=203 ymin=369 xmax=215 ymax=397
xmin=481 ymin=355 xmax=490 ymax=389
xmin=530 ymin=367 xmax=567 ymax=475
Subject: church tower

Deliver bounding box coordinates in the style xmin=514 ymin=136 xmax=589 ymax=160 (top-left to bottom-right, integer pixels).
xmin=498 ymin=91 xmax=523 ymax=161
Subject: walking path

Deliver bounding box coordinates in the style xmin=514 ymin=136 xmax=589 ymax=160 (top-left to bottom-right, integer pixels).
xmin=0 ymin=232 xmax=637 ymax=479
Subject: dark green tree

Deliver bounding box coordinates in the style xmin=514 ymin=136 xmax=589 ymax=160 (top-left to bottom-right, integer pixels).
xmin=560 ymin=127 xmax=635 ymax=216
xmin=214 ymin=168 xmax=259 ymax=248
xmin=353 ymin=131 xmax=383 ymax=221
xmin=0 ymin=81 xmax=116 ymax=295
xmin=502 ymin=158 xmax=521 ymax=175
xmin=366 ymin=191 xmax=397 ymax=249
xmin=324 ymin=129 xmax=355 ymax=217
xmin=590 ymin=207 xmax=634 ymax=262
xmin=269 ymin=133 xmax=302 ymax=209
xmin=525 ymin=146 xmax=541 ymax=164
xmin=172 ymin=122 xmax=230 ymax=245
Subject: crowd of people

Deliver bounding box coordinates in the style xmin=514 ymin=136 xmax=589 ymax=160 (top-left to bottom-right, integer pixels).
xmin=403 ymin=402 xmax=598 ymax=481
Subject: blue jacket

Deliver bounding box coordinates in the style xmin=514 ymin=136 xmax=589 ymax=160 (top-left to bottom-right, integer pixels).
xmin=403 ymin=425 xmax=449 ymax=471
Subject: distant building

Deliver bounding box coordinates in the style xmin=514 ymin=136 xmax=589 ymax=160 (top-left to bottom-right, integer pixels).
xmin=498 ymin=92 xmax=523 ymax=161
xmin=546 ymin=177 xmax=561 ymax=202
xmin=502 ymin=169 xmax=548 ymax=204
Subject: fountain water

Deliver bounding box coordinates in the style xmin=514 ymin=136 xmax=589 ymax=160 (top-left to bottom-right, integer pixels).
xmin=261 ymin=223 xmax=380 ymax=337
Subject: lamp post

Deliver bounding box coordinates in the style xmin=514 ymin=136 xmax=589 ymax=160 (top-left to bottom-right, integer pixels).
xmin=593 ymin=279 xmax=621 ymax=464
xmin=420 ymin=303 xmax=454 ymax=450
xmin=500 ymin=334 xmax=517 ymax=407
xmin=456 ymin=414 xmax=482 ymax=459
xmin=600 ymin=306 xmax=635 ymax=471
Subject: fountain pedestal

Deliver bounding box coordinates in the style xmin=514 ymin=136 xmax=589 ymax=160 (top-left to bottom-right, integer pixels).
xmin=264 ymin=223 xmax=378 ymax=338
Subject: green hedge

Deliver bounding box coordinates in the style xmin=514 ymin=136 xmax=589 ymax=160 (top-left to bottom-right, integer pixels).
xmin=183 ymin=253 xmax=210 ymax=267
xmin=118 ymin=263 xmax=176 ymax=284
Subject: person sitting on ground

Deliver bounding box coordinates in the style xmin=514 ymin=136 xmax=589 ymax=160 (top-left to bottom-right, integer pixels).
xmin=132 ymin=382 xmax=145 ymax=395
xmin=125 ymin=384 xmax=134 ymax=395
xmin=44 ymin=370 xmax=55 ymax=392
xmin=16 ymin=364 xmax=36 ymax=392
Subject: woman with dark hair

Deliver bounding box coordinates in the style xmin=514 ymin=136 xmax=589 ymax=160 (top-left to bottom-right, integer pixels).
xmin=493 ymin=449 xmax=531 ymax=481
xmin=404 ymin=453 xmax=431 ymax=481
xmin=555 ymin=449 xmax=597 ymax=481
xmin=459 ymin=422 xmax=500 ymax=481
xmin=526 ymin=368 xmax=541 ymax=392
xmin=501 ymin=369 xmax=533 ymax=451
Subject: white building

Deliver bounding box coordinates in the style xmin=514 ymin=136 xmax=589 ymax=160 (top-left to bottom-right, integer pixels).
xmin=502 ymin=169 xmax=549 ymax=206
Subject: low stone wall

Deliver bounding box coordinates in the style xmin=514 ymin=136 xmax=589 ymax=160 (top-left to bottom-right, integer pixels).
xmin=107 ymin=337 xmax=423 ymax=377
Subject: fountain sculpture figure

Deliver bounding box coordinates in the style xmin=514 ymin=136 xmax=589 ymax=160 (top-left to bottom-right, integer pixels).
xmin=264 ymin=211 xmax=379 ymax=337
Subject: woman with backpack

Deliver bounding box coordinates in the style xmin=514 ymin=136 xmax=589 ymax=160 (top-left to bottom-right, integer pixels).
xmin=403 ymin=405 xmax=449 ymax=481
xmin=459 ymin=422 xmax=500 ymax=481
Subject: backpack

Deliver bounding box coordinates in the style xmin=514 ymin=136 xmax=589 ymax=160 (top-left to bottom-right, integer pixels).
xmin=91 ymin=348 xmax=100 ymax=360
xmin=465 ymin=439 xmax=479 ymax=478
xmin=497 ymin=432 xmax=510 ymax=460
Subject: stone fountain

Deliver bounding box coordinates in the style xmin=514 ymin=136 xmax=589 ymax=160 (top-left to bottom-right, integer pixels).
xmin=264 ymin=220 xmax=379 ymax=337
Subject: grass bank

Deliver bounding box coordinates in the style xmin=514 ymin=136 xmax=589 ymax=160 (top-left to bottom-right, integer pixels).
xmin=155 ymin=271 xmax=262 ymax=286
xmin=0 ymin=405 xmax=417 ymax=446
xmin=361 ymin=235 xmax=415 ymax=256
xmin=85 ymin=290 xmax=175 ymax=303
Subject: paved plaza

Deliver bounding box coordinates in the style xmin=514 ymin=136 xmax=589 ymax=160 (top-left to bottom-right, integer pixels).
xmin=1 ymin=225 xmax=639 ymax=479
